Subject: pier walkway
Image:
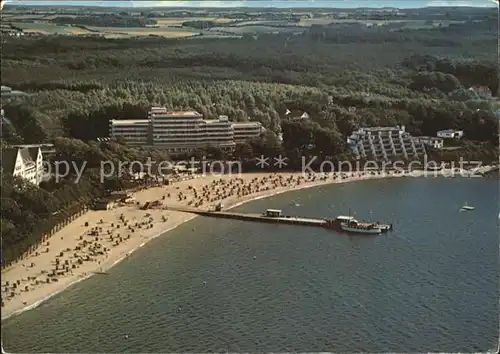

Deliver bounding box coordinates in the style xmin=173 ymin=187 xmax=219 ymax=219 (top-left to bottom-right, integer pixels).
xmin=165 ymin=205 xmax=328 ymax=229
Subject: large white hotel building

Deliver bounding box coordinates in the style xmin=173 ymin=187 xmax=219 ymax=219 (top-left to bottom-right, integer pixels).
xmin=109 ymin=106 xmax=264 ymax=152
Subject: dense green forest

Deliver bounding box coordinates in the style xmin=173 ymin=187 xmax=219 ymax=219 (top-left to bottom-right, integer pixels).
xmin=50 ymin=14 xmax=157 ymax=27
xmin=1 ymin=11 xmax=499 ymax=266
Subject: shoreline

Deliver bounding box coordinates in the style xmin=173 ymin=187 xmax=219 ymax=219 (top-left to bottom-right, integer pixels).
xmin=1 ymin=170 xmax=428 ymax=320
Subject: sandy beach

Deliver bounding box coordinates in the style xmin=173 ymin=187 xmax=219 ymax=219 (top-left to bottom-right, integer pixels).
xmin=2 ymin=169 xmax=416 ymax=319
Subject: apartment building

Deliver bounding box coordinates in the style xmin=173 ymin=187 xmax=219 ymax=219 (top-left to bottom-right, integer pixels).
xmin=109 ymin=106 xmax=263 ymax=152
xmin=1 ymin=146 xmax=44 ymax=185
xmin=347 ymin=125 xmax=427 ymax=161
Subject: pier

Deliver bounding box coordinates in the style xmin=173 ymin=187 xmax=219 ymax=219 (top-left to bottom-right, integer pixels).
xmin=165 ymin=205 xmax=392 ymax=234
xmin=166 ymin=205 xmax=331 ymax=229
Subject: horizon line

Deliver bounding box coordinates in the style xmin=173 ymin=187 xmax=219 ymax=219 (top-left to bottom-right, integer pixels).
xmin=2 ymin=0 xmax=498 ymax=9
xmin=3 ymin=4 xmax=498 ymax=8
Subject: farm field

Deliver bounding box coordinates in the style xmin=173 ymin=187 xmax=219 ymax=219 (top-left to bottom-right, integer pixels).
xmin=298 ymin=18 xmax=467 ymax=27
xmin=4 ymin=11 xmax=470 ymax=39
xmin=231 ymin=20 xmax=295 ymax=26
xmin=11 ymin=22 xmax=90 ymax=35
xmin=86 ymin=26 xmax=199 ymax=38
xmin=209 ymin=25 xmax=305 ymax=34
xmin=155 ymin=17 xmax=236 ymax=26
xmin=10 ymin=21 xmax=198 ymax=38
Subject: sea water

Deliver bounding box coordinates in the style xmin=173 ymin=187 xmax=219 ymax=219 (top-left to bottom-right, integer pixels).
xmin=2 ymin=177 xmax=498 ymax=352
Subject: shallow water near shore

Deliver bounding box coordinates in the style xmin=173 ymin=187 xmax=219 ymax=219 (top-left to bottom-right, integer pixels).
xmin=2 ymin=177 xmax=498 ymax=352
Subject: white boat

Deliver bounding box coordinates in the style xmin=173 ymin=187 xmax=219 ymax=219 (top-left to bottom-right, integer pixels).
xmin=341 ymin=223 xmax=382 ymax=234
xmin=460 ymin=202 xmax=475 ymax=212
xmin=340 ymin=220 xmax=382 ymax=234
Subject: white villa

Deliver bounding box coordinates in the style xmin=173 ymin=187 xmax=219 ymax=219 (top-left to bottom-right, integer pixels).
xmin=347 ymin=125 xmax=427 ymax=161
xmin=413 ymin=136 xmax=444 ymax=149
xmin=110 ymin=106 xmax=264 ymax=153
xmin=437 ymin=129 xmax=464 ymax=139
xmin=1 ymin=146 xmax=44 ymax=185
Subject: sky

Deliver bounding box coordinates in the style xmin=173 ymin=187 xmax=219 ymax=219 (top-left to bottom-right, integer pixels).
xmin=3 ymin=0 xmax=499 ymax=7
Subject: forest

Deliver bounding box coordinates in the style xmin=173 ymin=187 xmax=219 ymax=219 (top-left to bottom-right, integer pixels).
xmin=1 ymin=9 xmax=499 ymax=266
xmin=50 ymin=14 xmax=158 ymax=27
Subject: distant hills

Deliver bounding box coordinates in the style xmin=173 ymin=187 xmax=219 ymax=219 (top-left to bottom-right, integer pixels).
xmin=4 ymin=0 xmax=499 ymax=8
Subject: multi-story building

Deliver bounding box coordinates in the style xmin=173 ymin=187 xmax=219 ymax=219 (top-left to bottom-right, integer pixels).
xmin=109 ymin=119 xmax=150 ymax=146
xmin=347 ymin=125 xmax=427 ymax=161
xmin=233 ymin=121 xmax=264 ymax=143
xmin=201 ymin=115 xmax=235 ymax=147
xmin=109 ymin=106 xmax=264 ymax=152
xmin=150 ymin=109 xmax=205 ymax=149
xmin=1 ymin=146 xmax=44 ymax=185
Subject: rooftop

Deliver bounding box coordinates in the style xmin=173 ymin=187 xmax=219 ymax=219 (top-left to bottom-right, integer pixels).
xmin=232 ymin=121 xmax=262 ymax=127
xmin=203 ymin=119 xmax=231 ymax=125
xmin=149 ymin=109 xmax=202 ymax=117
xmin=2 ymin=90 xmax=28 ymax=97
xmin=336 ymin=215 xmax=355 ymax=220
xmin=110 ymin=119 xmax=149 ymax=125
xmin=10 ymin=143 xmax=54 ymax=148
xmin=360 ymin=126 xmax=403 ymax=132
xmin=417 ymin=136 xmax=442 ymax=140
xmin=167 ymin=111 xmax=202 ymax=116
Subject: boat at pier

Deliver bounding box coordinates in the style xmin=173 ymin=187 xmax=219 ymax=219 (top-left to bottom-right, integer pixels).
xmin=323 ymin=214 xmax=392 ymax=234
xmin=340 ymin=219 xmax=382 ymax=234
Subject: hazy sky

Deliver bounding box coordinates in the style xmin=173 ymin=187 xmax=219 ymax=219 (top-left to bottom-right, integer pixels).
xmin=4 ymin=0 xmax=499 ymax=7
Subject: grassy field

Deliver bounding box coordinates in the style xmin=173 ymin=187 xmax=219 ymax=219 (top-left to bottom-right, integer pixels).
xmin=12 ymin=22 xmax=74 ymax=34
xmin=11 ymin=21 xmax=198 ymax=38
xmin=41 ymin=14 xmax=79 ymax=20
xmin=231 ymin=20 xmax=294 ymax=26
xmin=155 ymin=17 xmax=235 ymax=26
xmin=64 ymin=27 xmax=93 ymax=35
xmin=209 ymin=25 xmax=304 ymax=35
xmin=3 ymin=14 xmax=47 ymax=20
xmin=191 ymin=33 xmax=242 ymax=39
xmin=86 ymin=26 xmax=198 ymax=38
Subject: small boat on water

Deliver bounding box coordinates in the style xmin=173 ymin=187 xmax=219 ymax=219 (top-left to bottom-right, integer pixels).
xmin=460 ymin=202 xmax=475 ymax=212
xmin=341 ymin=220 xmax=382 ymax=234
xmin=323 ymin=211 xmax=392 ymax=235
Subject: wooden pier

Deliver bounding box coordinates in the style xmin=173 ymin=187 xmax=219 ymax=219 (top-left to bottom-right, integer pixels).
xmin=165 ymin=205 xmax=329 ymax=229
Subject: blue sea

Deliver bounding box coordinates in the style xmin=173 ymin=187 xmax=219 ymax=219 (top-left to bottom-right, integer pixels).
xmin=2 ymin=177 xmax=498 ymax=352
